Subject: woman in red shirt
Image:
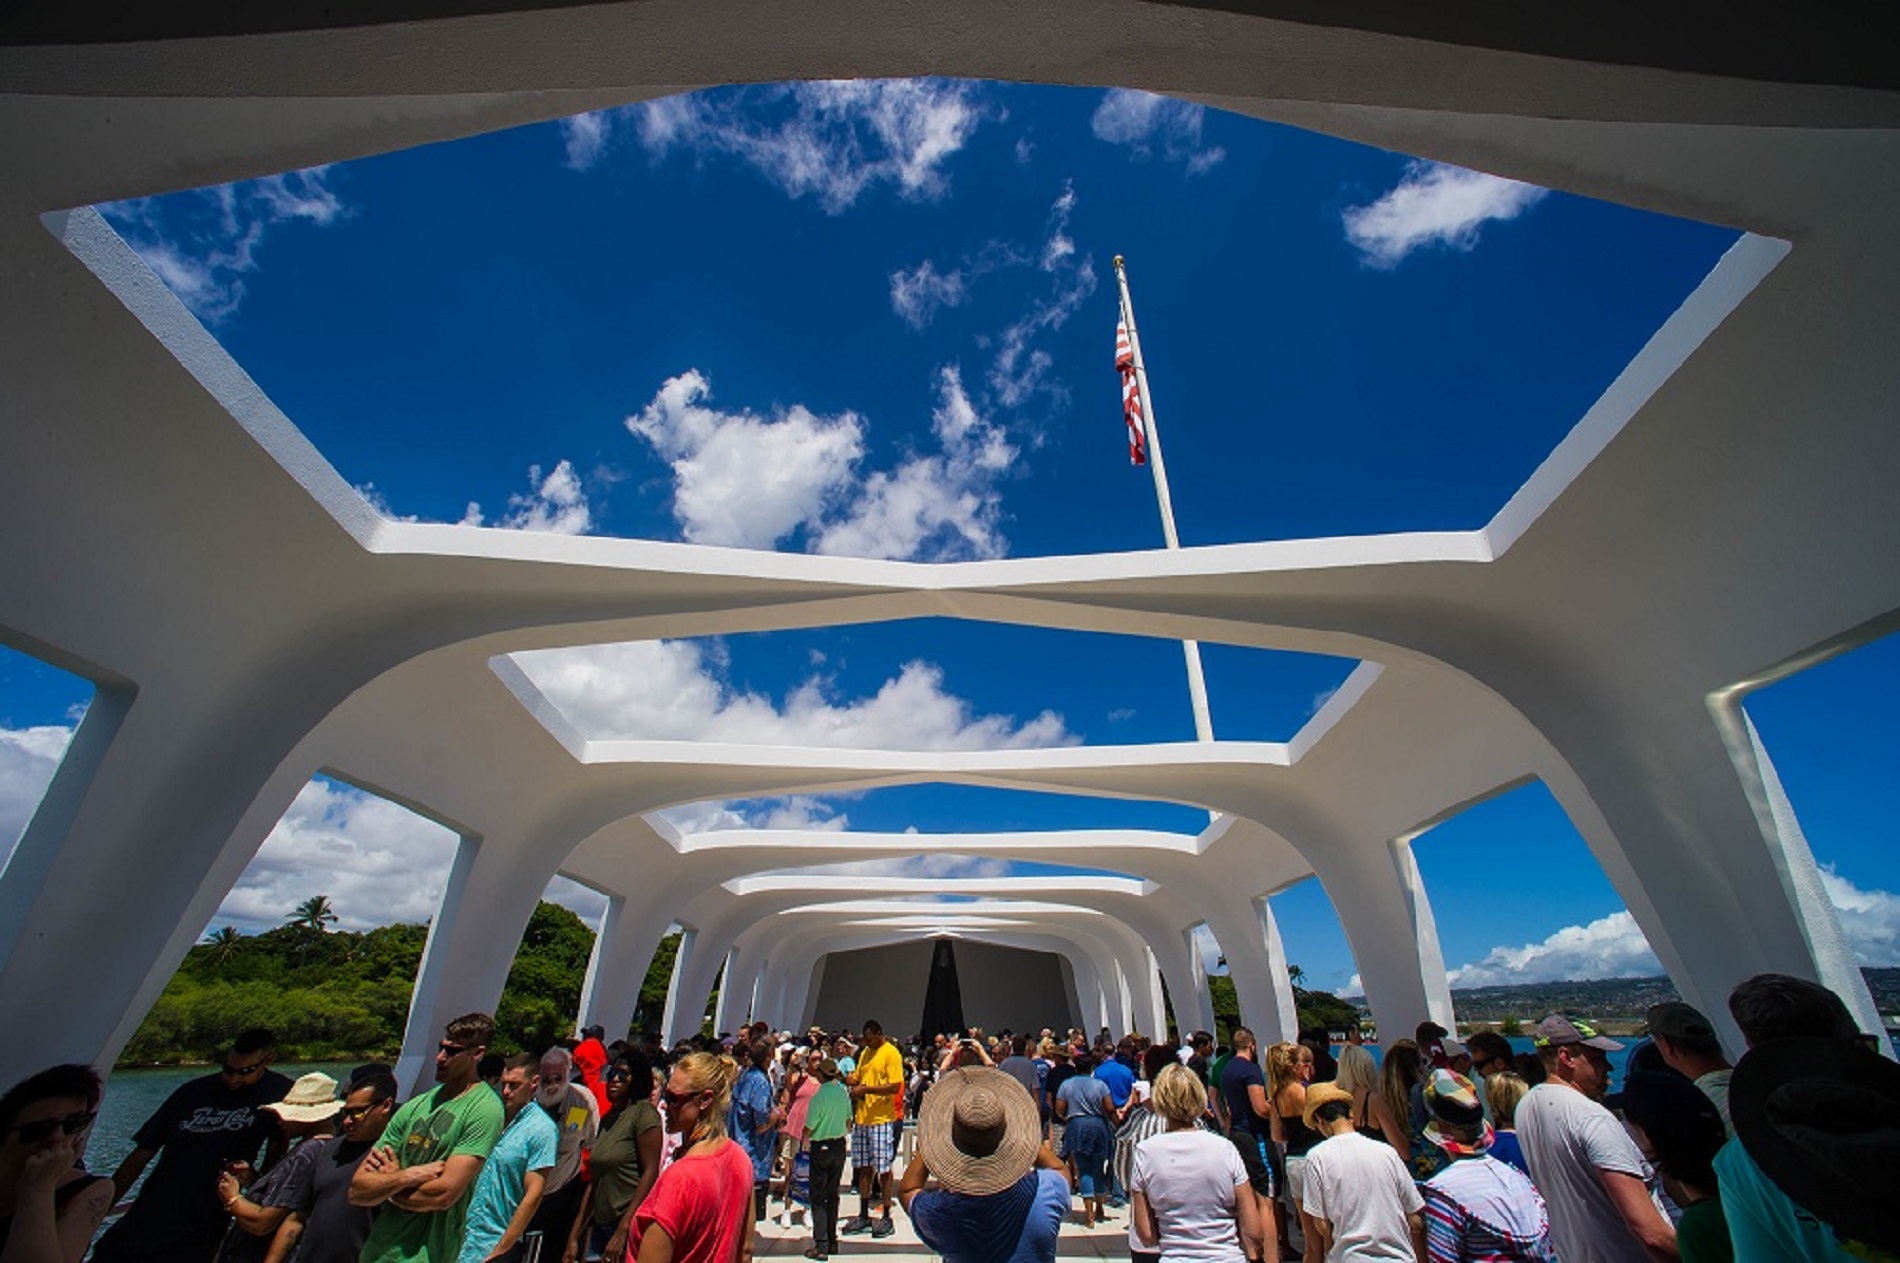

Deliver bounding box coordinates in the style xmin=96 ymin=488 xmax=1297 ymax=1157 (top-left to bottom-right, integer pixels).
xmin=632 ymin=1053 xmax=755 ymax=1263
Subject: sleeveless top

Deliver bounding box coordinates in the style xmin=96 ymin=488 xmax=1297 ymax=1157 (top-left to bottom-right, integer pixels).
xmin=0 ymin=1171 xmax=110 ymax=1249
xmin=1278 ymin=1109 xmax=1324 ymax=1157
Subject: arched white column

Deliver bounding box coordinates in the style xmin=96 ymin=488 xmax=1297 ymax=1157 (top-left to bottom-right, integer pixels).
xmin=660 ymin=926 xmax=704 ymax=1045
xmin=1180 ymin=925 xmax=1218 ymax=1036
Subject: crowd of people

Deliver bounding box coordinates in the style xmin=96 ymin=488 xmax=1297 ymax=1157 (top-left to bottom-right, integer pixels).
xmin=2 ymin=972 xmax=1894 ymax=1263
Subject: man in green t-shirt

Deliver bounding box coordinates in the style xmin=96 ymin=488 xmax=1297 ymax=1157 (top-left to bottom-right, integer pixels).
xmin=351 ymin=1012 xmax=506 ymax=1263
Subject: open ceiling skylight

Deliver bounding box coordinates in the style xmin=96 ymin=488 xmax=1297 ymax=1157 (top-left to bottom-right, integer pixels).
xmin=89 ymin=80 xmax=1738 ymax=563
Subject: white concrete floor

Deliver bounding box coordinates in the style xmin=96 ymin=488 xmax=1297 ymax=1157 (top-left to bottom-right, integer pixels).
xmin=753 ymin=1201 xmax=1133 ymax=1263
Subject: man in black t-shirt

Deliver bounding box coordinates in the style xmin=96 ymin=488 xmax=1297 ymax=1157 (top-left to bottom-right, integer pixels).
xmin=275 ymin=1069 xmax=398 ymax=1263
xmin=1219 ymin=1027 xmax=1280 ymax=1253
xmin=93 ymin=1028 xmax=292 ymax=1263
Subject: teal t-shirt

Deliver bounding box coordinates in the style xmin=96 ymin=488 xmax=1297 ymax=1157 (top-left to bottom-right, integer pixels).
xmin=360 ymin=1083 xmax=506 ymax=1263
xmin=1713 ymin=1137 xmax=1854 ymax=1262
xmin=804 ymin=1080 xmax=850 ymax=1143
xmin=458 ymin=1104 xmax=560 ymax=1263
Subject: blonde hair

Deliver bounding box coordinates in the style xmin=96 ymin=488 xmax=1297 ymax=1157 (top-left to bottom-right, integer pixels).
xmin=1265 ymin=1042 xmax=1303 ymax=1098
xmin=1485 ymin=1072 xmax=1530 ymax=1128
xmin=1335 ymin=1043 xmax=1378 ymax=1097
xmin=672 ymin=1051 xmax=740 ymax=1144
xmin=1151 ymin=1062 xmax=1207 ymax=1125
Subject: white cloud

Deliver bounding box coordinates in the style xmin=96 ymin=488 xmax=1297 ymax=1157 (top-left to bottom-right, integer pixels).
xmin=765 ymin=853 xmax=1015 ymax=881
xmin=544 ymin=873 xmax=611 ymax=926
xmin=0 ymin=725 xmax=75 ymax=869
xmin=626 ymin=79 xmax=986 ymax=214
xmin=627 ymin=370 xmax=865 ymax=549
xmin=1445 ymin=910 xmax=1661 ymax=988
xmin=209 ymin=777 xmax=461 ymax=934
xmin=1193 ymin=923 xmax=1225 ymax=976
xmin=560 ymin=112 xmax=612 ymax=170
xmin=101 ymin=167 xmax=347 ymax=322
xmin=989 ymin=184 xmax=1098 ymax=409
xmin=462 ymin=460 xmax=594 ymax=535
xmin=1090 ymin=90 xmax=1225 ymax=174
xmin=813 ymin=366 xmax=1015 ymax=561
xmin=890 ymin=260 xmax=967 ymax=329
xmin=511 ymin=638 xmax=1073 ymax=751
xmin=627 ymin=366 xmax=1015 ymax=560
xmin=1819 ymin=865 xmax=1900 ymax=967
xmin=1341 ymin=161 xmax=1547 ymax=268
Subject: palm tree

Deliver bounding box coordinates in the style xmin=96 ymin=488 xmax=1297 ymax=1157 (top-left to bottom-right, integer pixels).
xmin=203 ymin=926 xmax=244 ymax=966
xmin=1287 ymin=964 xmax=1306 ymax=988
xmin=288 ymin=895 xmax=340 ymax=933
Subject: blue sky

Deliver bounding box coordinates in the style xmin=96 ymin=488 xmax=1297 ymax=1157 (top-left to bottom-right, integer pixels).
xmin=2 ymin=79 xmax=1894 ymax=997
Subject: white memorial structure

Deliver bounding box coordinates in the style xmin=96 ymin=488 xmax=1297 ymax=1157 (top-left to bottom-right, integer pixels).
xmin=2 ymin=1 xmax=1896 ymax=1086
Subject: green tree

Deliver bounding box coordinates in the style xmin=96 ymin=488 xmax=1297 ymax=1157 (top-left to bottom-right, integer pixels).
xmin=1499 ymin=1016 xmax=1523 ymax=1037
xmin=1287 ymin=964 xmax=1306 ymax=987
xmin=202 ymin=926 xmax=245 ymax=967
xmin=289 ymin=895 xmax=340 ymax=932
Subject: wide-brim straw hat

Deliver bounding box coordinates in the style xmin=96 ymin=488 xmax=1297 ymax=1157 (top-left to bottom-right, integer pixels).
xmin=263 ymin=1072 xmax=342 ymax=1123
xmin=917 ymin=1067 xmax=1041 ymax=1196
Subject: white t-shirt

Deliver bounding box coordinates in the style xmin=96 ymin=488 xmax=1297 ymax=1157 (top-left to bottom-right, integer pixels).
xmin=1694 ymin=1069 xmax=1733 ymax=1135
xmin=1131 ymin=1129 xmax=1250 ymax=1263
xmin=1300 ymin=1131 xmax=1424 ymax=1261
xmin=1515 ymin=1083 xmax=1660 ymax=1263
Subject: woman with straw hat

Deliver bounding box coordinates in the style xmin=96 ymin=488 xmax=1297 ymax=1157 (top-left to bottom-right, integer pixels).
xmin=898 ymin=1067 xmax=1071 ymax=1263
xmin=215 ymin=1072 xmax=343 ymax=1263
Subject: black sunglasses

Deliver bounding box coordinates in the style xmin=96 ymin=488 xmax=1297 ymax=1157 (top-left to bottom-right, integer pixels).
xmin=438 ymin=1042 xmax=471 ymax=1057
xmin=662 ymin=1088 xmax=707 ymax=1110
xmin=339 ymin=1102 xmax=385 ymax=1121
xmin=8 ymin=1111 xmax=96 ymax=1143
xmin=222 ymin=1062 xmax=267 ymax=1078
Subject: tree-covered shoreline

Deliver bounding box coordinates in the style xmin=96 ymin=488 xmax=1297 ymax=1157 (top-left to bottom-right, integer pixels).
xmin=120 ymin=899 xmax=682 ymax=1067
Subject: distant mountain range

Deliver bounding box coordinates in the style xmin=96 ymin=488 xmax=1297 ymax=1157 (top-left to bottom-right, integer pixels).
xmin=1349 ymin=968 xmax=1899 ymax=1028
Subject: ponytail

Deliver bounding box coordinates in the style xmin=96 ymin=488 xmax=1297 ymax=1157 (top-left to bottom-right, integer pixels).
xmin=674 ymin=1050 xmax=740 ymax=1145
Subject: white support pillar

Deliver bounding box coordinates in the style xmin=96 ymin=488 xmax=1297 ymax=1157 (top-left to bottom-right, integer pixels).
xmin=396 ymin=838 xmax=551 ymax=1092
xmin=1180 ymin=925 xmax=1218 ymax=1036
xmin=1142 ymin=947 xmax=1169 ymax=1038
xmin=660 ymin=926 xmax=701 ymax=1046
xmin=1254 ymin=897 xmax=1301 ymax=1042
xmin=710 ymin=945 xmax=746 ymax=1036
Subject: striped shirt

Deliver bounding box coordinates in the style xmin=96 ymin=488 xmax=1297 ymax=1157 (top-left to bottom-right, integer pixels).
xmin=1421 ymin=1156 xmax=1557 ymax=1263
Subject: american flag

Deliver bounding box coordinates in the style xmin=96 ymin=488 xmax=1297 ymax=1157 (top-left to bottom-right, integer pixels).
xmin=1116 ymin=318 xmax=1148 ymax=466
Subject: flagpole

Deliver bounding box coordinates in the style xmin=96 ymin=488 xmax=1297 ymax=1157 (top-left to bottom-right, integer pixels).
xmin=1115 ymin=255 xmax=1215 ymax=744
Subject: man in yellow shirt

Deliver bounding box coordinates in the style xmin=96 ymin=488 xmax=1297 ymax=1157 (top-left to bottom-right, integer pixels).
xmin=841 ymin=1020 xmax=905 ymax=1239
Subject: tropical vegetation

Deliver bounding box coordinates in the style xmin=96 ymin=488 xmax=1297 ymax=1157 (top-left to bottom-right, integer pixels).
xmin=119 ymin=899 xmax=685 ymax=1066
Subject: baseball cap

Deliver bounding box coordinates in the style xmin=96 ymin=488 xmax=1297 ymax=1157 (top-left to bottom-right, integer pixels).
xmin=1532 ymin=1014 xmax=1624 ymax=1051
xmin=1645 ymin=1002 xmax=1717 ymax=1043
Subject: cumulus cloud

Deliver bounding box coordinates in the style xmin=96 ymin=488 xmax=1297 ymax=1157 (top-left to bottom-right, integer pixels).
xmin=209 ymin=777 xmax=462 ymax=933
xmin=1341 ymin=161 xmax=1547 ymax=268
xmin=101 ymin=167 xmax=348 ymax=322
xmin=582 ymin=80 xmax=986 ymax=213
xmin=626 ymin=370 xmax=865 ymax=549
xmin=1444 ymin=866 xmax=1900 ymax=986
xmin=1819 ymin=865 xmax=1900 ymax=967
xmin=0 ymin=725 xmax=74 ymax=869
xmin=890 ymin=260 xmax=967 ymax=329
xmin=1445 ymin=910 xmax=1661 ymax=988
xmin=461 ymin=460 xmax=594 ymax=535
xmin=627 ymin=366 xmax=1015 ymax=560
xmin=1090 ymin=90 xmax=1226 ymax=174
xmin=511 ymin=637 xmax=1073 ymax=750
